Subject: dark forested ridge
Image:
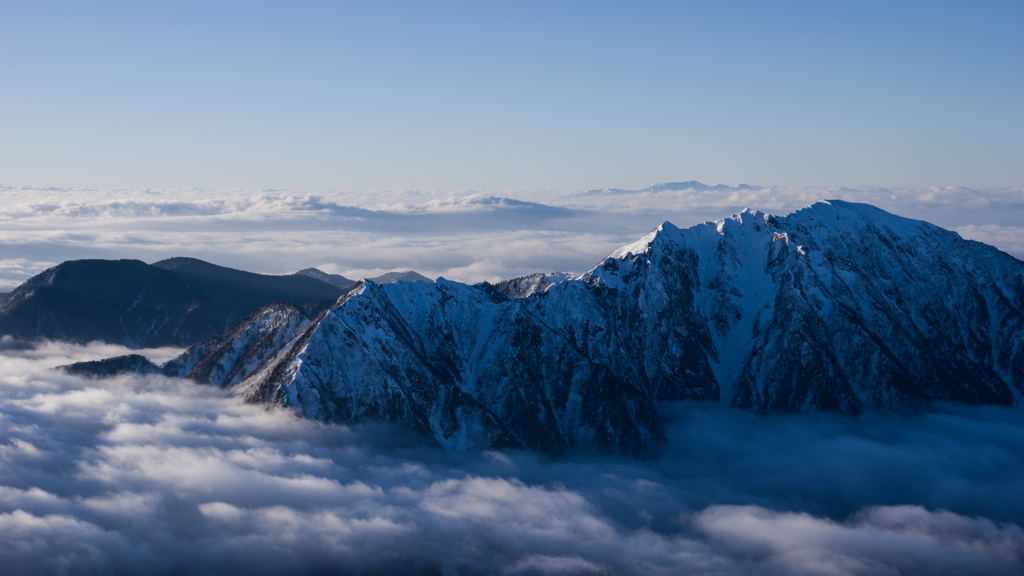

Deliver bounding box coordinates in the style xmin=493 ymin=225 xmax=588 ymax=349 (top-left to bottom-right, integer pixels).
xmin=0 ymin=258 xmax=343 ymax=347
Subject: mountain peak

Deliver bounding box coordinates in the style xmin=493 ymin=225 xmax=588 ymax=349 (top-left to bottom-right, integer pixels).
xmin=368 ymin=270 xmax=434 ymax=284
xmin=784 ymin=200 xmax=939 ymax=243
xmin=605 ymin=221 xmax=685 ymax=260
xmin=50 ymin=201 xmax=1024 ymax=456
xmin=296 ymin=268 xmax=356 ymax=290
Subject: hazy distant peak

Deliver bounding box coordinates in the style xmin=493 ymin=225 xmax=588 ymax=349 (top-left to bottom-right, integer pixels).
xmin=300 ymin=268 xmax=433 ymax=286
xmin=585 ymin=180 xmax=760 ymax=195
xmin=437 ymin=195 xmax=551 ymax=209
xmin=369 ymin=270 xmax=434 ymax=284
xmin=648 ymin=181 xmax=757 ymax=193
xmin=296 ymin=268 xmax=356 ymax=290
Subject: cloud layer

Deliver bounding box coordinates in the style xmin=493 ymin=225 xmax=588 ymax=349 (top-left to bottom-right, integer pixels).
xmin=0 ymin=342 xmax=1022 ymax=575
xmin=0 ymin=184 xmax=1021 ymax=288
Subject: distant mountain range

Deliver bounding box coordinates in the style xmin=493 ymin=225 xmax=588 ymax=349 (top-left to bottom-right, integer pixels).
xmin=295 ymin=268 xmax=434 ymax=290
xmin=63 ymin=201 xmax=1024 ymax=455
xmin=0 ymin=258 xmax=431 ymax=347
xmin=586 ymin=180 xmax=758 ymax=195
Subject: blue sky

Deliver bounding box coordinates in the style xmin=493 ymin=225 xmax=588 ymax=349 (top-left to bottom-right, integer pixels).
xmin=1 ymin=1 xmax=1021 ymax=190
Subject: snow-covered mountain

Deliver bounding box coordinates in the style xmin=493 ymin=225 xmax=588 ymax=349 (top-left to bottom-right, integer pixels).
xmin=64 ymin=201 xmax=1024 ymax=454
xmin=589 ymin=201 xmax=1024 ymax=412
xmin=63 ymin=303 xmax=311 ymax=384
xmin=493 ymin=272 xmax=574 ymax=298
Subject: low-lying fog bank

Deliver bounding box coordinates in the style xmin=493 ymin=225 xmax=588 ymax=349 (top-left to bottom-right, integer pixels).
xmin=1 ymin=342 xmax=1021 ymax=575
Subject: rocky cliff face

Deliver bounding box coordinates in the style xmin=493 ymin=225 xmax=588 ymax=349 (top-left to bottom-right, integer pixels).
xmin=235 ymin=201 xmax=1024 ymax=452
xmin=243 ymin=280 xmax=669 ymax=454
xmin=162 ymin=302 xmax=311 ymax=387
xmin=61 ymin=302 xmax=311 ymax=385
xmin=62 ymin=201 xmax=1024 ymax=455
xmin=666 ymin=201 xmax=1024 ymax=411
xmin=493 ymin=272 xmax=573 ymax=298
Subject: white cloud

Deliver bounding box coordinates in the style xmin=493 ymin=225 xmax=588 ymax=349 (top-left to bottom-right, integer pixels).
xmin=0 ymin=343 xmax=1021 ymax=574
xmin=0 ymin=184 xmax=1021 ymax=291
xmin=695 ymin=505 xmax=1024 ymax=576
xmin=1 ymin=183 xmax=1021 ymax=573
xmin=955 ymin=225 xmax=1024 ymax=258
xmin=0 ymin=259 xmax=56 ymax=291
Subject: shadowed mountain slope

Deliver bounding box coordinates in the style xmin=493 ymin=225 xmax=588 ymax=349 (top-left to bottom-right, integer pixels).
xmin=0 ymin=260 xmax=234 ymax=347
xmin=0 ymin=258 xmax=343 ymax=347
xmin=296 ymin=268 xmax=357 ymax=290
xmin=152 ymin=257 xmax=343 ymax=314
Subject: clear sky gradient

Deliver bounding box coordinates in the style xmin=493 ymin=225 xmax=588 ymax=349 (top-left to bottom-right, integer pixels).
xmin=1 ymin=1 xmax=1021 ymax=190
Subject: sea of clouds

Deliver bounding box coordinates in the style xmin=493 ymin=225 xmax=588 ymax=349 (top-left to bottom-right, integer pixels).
xmin=0 ymin=183 xmax=1021 ymax=291
xmin=1 ymin=183 xmax=1023 ymax=574
xmin=1 ymin=341 xmax=1022 ymax=575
